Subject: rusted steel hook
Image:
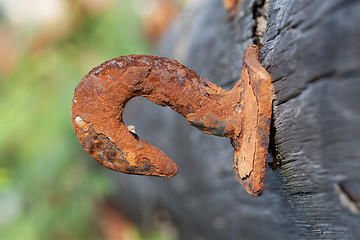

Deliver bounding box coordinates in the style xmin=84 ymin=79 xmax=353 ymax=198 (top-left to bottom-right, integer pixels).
xmin=71 ymin=45 xmax=272 ymax=196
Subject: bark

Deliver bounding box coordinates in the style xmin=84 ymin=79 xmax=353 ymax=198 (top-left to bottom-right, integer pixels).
xmin=110 ymin=0 xmax=360 ymax=239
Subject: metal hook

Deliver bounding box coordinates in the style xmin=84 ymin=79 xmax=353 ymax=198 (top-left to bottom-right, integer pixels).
xmin=71 ymin=45 xmax=272 ymax=196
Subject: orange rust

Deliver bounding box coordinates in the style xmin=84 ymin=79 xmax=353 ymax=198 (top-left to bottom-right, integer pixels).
xmin=223 ymin=0 xmax=242 ymax=20
xmin=232 ymin=45 xmax=273 ymax=196
xmin=71 ymin=45 xmax=272 ymax=196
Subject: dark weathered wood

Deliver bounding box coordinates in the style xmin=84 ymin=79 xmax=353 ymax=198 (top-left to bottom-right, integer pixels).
xmin=261 ymin=0 xmax=360 ymax=239
xmin=108 ymin=0 xmax=360 ymax=239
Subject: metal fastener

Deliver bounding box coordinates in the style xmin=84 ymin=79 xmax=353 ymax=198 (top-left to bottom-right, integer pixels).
xmin=71 ymin=45 xmax=273 ymax=196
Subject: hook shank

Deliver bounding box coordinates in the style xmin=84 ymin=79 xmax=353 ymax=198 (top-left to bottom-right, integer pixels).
xmin=71 ymin=45 xmax=272 ymax=196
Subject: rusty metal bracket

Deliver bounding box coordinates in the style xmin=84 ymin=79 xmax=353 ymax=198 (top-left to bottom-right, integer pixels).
xmin=71 ymin=45 xmax=273 ymax=196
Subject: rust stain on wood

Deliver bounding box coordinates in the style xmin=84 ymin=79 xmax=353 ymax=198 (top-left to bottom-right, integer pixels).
xmin=71 ymin=45 xmax=273 ymax=196
xmin=223 ymin=0 xmax=242 ymax=20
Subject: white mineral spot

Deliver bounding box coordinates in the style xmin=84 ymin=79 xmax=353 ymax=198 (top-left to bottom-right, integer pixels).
xmin=127 ymin=125 xmax=136 ymax=134
xmin=74 ymin=116 xmax=85 ymax=127
xmin=75 ymin=116 xmax=82 ymax=123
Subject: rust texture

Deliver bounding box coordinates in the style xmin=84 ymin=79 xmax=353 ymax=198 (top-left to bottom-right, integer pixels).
xmin=71 ymin=45 xmax=272 ymax=196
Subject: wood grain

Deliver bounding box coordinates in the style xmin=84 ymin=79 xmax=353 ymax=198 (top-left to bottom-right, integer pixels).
xmin=109 ymin=0 xmax=360 ymax=239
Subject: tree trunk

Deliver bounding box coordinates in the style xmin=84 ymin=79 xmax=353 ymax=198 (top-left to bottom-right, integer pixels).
xmin=111 ymin=0 xmax=360 ymax=239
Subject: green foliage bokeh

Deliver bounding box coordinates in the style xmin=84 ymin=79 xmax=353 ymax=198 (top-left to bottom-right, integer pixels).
xmin=0 ymin=1 xmax=152 ymax=239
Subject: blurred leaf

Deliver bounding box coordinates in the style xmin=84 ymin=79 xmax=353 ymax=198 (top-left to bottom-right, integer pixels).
xmin=0 ymin=0 xmax=151 ymax=239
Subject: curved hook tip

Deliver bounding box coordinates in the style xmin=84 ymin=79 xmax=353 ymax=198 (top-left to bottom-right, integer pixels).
xmin=72 ymin=48 xmax=272 ymax=196
xmin=72 ymin=114 xmax=178 ymax=178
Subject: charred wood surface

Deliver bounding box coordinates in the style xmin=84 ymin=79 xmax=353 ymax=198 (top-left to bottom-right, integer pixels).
xmin=110 ymin=0 xmax=360 ymax=239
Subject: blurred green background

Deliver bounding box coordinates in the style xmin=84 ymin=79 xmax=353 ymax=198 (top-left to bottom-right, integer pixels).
xmin=0 ymin=0 xmax=180 ymax=239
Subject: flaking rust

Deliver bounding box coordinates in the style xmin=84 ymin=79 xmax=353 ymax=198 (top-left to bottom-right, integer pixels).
xmin=71 ymin=45 xmax=273 ymax=196
xmin=232 ymin=46 xmax=273 ymax=196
